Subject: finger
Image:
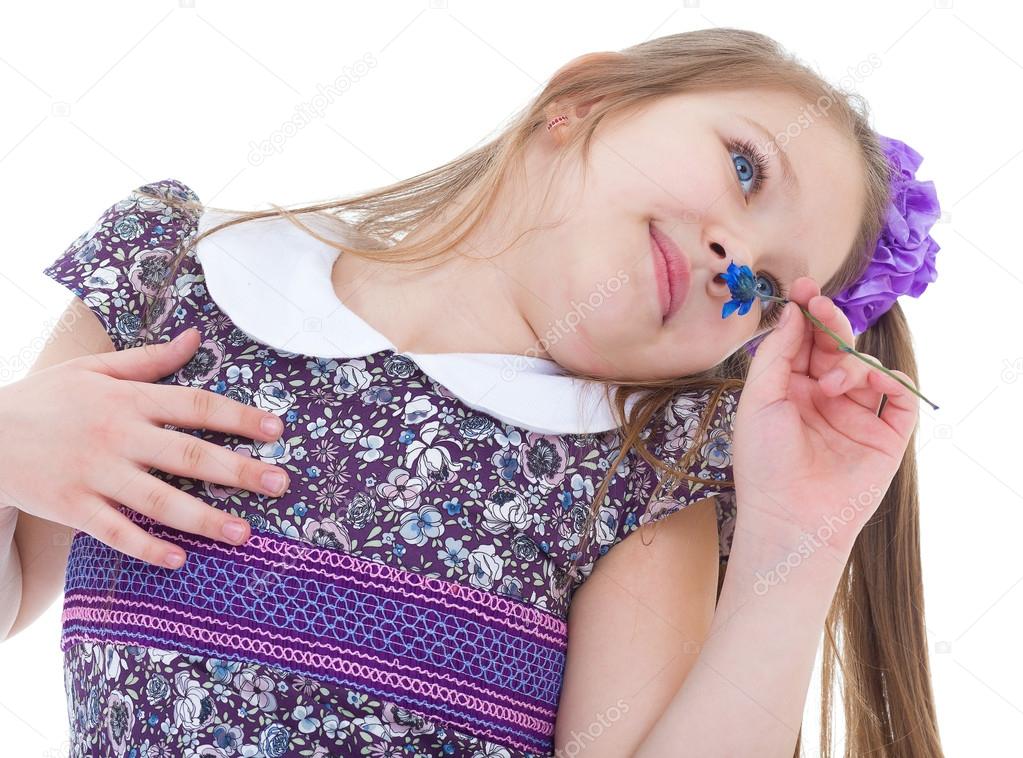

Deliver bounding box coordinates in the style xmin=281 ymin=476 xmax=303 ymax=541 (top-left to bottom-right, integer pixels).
xmin=785 ymin=277 xmax=821 ymax=376
xmin=819 ymin=356 xmax=920 ymax=439
xmin=137 ymin=426 xmax=290 ymax=500
xmin=787 ymin=275 xmax=822 ymax=305
xmin=805 ymin=295 xmax=856 ymax=378
xmin=105 ymin=462 xmax=254 ymax=546
xmin=868 ymin=368 xmax=921 ymax=438
xmin=79 ymin=327 xmax=202 ymax=382
xmin=743 ymin=299 xmax=807 ymax=411
xmin=135 ymin=384 xmax=285 ymax=442
xmin=804 ymin=381 xmax=904 ymax=453
xmin=818 ymin=351 xmax=887 ymax=411
xmin=75 ymin=496 xmax=188 ymax=570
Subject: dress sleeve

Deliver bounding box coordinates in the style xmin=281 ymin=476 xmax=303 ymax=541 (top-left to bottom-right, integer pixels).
xmin=618 ymin=385 xmax=740 ymax=562
xmin=41 ymin=178 xmax=203 ymax=351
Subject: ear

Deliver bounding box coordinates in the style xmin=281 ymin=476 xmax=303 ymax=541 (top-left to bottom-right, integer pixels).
xmin=543 ymin=51 xmax=627 ymax=144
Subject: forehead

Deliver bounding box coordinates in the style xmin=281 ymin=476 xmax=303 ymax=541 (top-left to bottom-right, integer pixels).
xmin=669 ymin=88 xmax=867 ymax=286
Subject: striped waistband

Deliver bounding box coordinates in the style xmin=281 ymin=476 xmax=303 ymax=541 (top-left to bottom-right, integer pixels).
xmin=61 ymin=512 xmax=567 ymax=754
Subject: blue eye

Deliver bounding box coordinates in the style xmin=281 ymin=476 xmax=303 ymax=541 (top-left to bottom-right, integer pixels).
xmin=727 ymin=137 xmax=770 ymax=199
xmin=754 ymin=271 xmax=784 ymax=326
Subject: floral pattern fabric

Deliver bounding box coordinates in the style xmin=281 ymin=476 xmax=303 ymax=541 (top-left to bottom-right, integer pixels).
xmin=43 ymin=179 xmax=738 ymax=758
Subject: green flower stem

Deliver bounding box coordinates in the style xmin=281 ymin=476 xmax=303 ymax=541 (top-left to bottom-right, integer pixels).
xmin=764 ymin=295 xmax=940 ymax=411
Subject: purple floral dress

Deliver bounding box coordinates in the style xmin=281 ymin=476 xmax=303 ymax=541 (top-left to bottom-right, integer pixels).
xmin=42 ymin=179 xmax=739 ymax=758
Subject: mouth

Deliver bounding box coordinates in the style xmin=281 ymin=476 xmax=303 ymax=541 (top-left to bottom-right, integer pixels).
xmin=649 ymin=221 xmax=692 ymax=322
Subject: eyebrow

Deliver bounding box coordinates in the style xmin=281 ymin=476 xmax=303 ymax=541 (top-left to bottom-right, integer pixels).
xmin=737 ymin=115 xmax=801 ymax=202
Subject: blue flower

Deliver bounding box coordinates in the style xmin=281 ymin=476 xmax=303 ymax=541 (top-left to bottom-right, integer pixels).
xmin=721 ymin=259 xmax=940 ymax=409
xmin=438 ymin=537 xmax=469 ymax=567
xmin=559 ymin=491 xmax=573 ymax=511
xmin=719 ymin=261 xmax=779 ymax=318
xmin=292 ymin=704 xmax=320 ymax=734
xmin=493 ymin=450 xmax=519 ymax=480
xmin=207 ymin=658 xmax=240 ymax=683
xmin=347 ymin=691 xmax=367 ymax=707
xmin=399 ymin=506 xmax=444 ymax=546
xmin=258 ymin=723 xmax=291 ymax=758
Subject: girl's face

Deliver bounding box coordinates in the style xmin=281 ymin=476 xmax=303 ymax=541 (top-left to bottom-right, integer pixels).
xmin=510 ymin=88 xmax=866 ymax=380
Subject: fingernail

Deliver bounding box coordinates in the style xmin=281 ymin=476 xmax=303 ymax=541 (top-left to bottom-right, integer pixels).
xmin=165 ymin=551 xmax=185 ymax=568
xmin=172 ymin=328 xmax=198 ymax=346
xmin=222 ymin=520 xmax=247 ymax=543
xmin=828 ymin=368 xmax=847 ymax=387
xmin=261 ymin=416 xmax=284 ymax=437
xmin=262 ymin=471 xmax=287 ymax=495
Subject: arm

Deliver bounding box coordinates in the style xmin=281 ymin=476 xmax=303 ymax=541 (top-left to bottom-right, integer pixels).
xmin=1 ymin=296 xmax=115 ymax=641
xmin=628 ymin=277 xmax=919 ymax=756
xmin=0 ymin=506 xmax=21 ymax=641
xmin=554 ymin=495 xmax=721 ymax=755
xmin=4 ymin=179 xmax=295 ymax=641
xmin=632 ymin=502 xmax=850 ymax=757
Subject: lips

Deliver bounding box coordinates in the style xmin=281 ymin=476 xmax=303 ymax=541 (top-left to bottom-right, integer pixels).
xmin=649 ymin=222 xmax=692 ymax=321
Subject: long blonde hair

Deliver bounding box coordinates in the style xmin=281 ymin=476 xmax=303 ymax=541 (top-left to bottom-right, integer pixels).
xmin=133 ymin=27 xmax=943 ymax=757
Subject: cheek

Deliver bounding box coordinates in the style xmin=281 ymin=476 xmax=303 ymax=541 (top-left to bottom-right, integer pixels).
xmin=680 ymin=153 xmax=731 ymax=205
xmin=568 ymin=268 xmax=638 ymax=337
xmin=546 ymin=277 xmax=644 ymax=366
xmin=673 ymin=304 xmax=759 ymax=363
xmin=548 ymin=224 xmax=646 ymax=317
xmin=720 ymin=309 xmax=760 ymax=343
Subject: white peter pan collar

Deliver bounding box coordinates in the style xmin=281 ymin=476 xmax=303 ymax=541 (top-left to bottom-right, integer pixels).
xmin=194 ymin=209 xmax=637 ymax=435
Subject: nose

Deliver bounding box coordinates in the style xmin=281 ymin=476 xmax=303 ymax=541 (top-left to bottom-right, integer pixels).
xmin=707 ymin=241 xmax=743 ymax=297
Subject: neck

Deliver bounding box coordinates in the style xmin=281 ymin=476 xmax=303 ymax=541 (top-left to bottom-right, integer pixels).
xmin=330 ymin=144 xmax=564 ymax=360
xmin=329 ymin=255 xmax=532 ymax=359
xmin=329 ymin=214 xmax=555 ymax=361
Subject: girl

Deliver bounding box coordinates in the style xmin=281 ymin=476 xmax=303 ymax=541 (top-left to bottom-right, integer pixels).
xmin=2 ymin=27 xmax=943 ymax=758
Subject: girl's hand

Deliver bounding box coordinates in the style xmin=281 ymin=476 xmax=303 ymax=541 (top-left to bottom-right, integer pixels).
xmin=731 ymin=276 xmax=920 ymax=556
xmin=0 ymin=329 xmax=291 ymax=569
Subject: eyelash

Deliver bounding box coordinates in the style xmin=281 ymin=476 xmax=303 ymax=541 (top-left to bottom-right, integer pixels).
xmin=726 ymin=137 xmax=771 ymax=198
xmin=756 ymin=270 xmax=786 ymax=327
xmin=725 ymin=137 xmax=785 ymax=327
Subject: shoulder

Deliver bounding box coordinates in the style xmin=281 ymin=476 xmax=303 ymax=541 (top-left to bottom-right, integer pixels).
xmin=42 ymin=178 xmax=205 ymax=350
xmin=610 ymin=383 xmax=741 ymax=560
xmin=631 ymin=383 xmax=739 ymax=508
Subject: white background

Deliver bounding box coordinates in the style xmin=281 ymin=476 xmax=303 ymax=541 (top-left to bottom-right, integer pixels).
xmin=0 ymin=1 xmax=1019 ymax=755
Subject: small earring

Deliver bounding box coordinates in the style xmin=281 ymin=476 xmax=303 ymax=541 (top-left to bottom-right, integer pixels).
xmin=546 ymin=114 xmax=569 ymax=131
